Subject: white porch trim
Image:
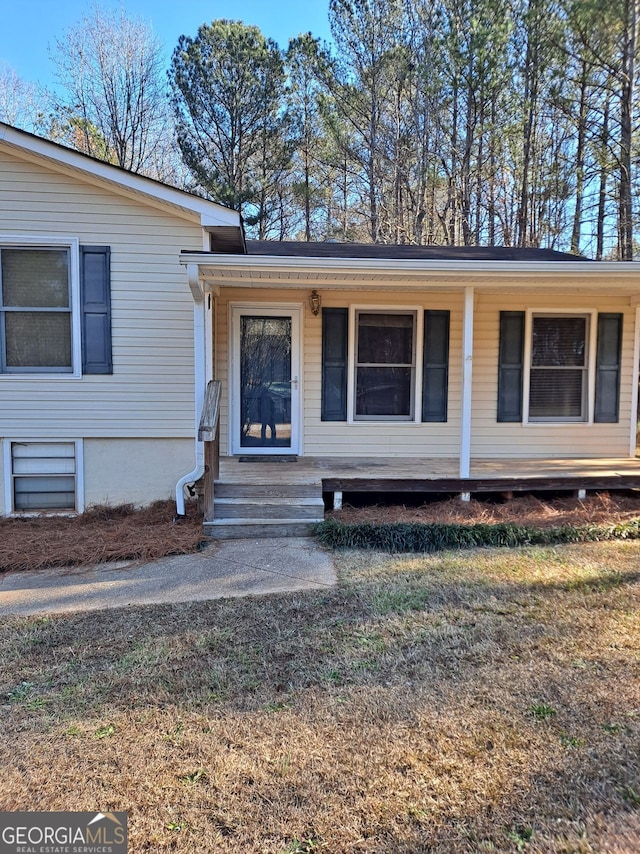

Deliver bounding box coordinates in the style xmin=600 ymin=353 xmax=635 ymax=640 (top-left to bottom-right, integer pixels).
xmin=460 ymin=287 xmax=474 ymax=478
xmin=631 ymin=306 xmax=640 ymax=456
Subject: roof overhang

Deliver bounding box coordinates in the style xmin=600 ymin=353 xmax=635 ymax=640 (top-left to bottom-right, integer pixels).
xmin=179 ymin=252 xmax=640 ymax=296
xmin=0 ymin=122 xmax=240 ymax=228
xmin=205 ymin=225 xmax=246 ymax=253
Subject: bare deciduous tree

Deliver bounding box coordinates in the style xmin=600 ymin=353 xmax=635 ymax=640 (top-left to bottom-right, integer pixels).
xmin=0 ymin=63 xmax=48 ymax=132
xmin=51 ymin=3 xmax=174 ymax=178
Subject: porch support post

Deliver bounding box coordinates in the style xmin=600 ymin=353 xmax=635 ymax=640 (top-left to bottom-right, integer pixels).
xmin=189 ymin=267 xmax=206 ymax=420
xmin=204 ymin=288 xmax=215 ymax=387
xmin=460 ymin=286 xmax=475 ymax=479
xmin=203 ymin=284 xmax=217 ymax=523
xmin=175 ymin=264 xmax=207 ymax=516
xmin=630 ymin=305 xmax=640 ymax=456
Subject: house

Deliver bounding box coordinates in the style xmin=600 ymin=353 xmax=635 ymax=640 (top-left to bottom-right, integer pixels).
xmin=2 ymin=121 xmax=640 ymax=535
xmin=0 ymin=121 xmax=239 ymax=517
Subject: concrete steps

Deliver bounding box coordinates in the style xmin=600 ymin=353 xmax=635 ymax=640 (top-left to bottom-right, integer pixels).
xmin=204 ymin=481 xmax=325 ymax=539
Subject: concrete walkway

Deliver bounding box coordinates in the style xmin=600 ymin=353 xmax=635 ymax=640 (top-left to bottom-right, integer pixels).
xmin=0 ymin=538 xmax=337 ymax=617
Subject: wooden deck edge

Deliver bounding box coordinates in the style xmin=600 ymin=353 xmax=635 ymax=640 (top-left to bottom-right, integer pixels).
xmin=322 ymin=475 xmax=640 ymax=493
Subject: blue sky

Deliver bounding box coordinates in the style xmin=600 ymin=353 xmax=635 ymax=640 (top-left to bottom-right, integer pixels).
xmin=0 ymin=0 xmax=332 ymax=90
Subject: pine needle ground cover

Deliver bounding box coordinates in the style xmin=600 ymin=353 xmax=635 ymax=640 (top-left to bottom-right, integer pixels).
xmin=319 ymin=492 xmax=640 ymax=553
xmin=1 ymin=542 xmax=638 ymax=852
xmin=0 ymin=500 xmax=204 ymax=573
xmin=2 ymin=491 xmax=639 ymax=574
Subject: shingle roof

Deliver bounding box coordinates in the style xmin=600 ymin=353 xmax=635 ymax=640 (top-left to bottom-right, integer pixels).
xmin=245 ymin=241 xmax=589 ymax=261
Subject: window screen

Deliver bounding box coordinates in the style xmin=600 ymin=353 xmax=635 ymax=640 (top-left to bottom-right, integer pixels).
xmin=354 ymin=312 xmax=415 ymax=419
xmin=1 ymin=248 xmax=72 ymax=372
xmin=529 ymin=316 xmax=588 ymax=420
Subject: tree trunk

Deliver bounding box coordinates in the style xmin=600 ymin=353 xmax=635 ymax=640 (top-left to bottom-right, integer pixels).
xmin=570 ymin=62 xmax=588 ymax=255
xmin=596 ymin=96 xmax=610 ymax=261
xmin=618 ymin=0 xmax=637 ymax=260
xmin=488 ymin=98 xmax=497 ymax=245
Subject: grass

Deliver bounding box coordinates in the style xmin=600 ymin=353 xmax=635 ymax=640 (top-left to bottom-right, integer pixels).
xmin=0 ymin=540 xmax=639 ymax=852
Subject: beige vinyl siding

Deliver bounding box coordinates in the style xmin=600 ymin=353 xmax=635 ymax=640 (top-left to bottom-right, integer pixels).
xmin=471 ymin=292 xmax=635 ymax=458
xmin=216 ymin=284 xmax=636 ymax=462
xmin=215 ymin=287 xmax=463 ymax=458
xmin=0 ymin=149 xmax=201 ymax=438
xmin=1 ymin=437 xmax=193 ymax=512
xmin=83 ymin=438 xmax=193 ymax=505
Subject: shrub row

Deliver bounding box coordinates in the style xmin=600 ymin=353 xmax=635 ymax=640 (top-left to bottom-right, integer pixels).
xmin=313 ymin=518 xmax=640 ymax=553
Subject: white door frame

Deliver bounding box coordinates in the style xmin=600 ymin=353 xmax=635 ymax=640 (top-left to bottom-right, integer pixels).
xmin=229 ymin=302 xmax=303 ymax=456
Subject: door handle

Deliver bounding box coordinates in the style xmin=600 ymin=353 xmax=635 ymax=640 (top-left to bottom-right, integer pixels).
xmin=289 ymin=376 xmax=299 ymax=389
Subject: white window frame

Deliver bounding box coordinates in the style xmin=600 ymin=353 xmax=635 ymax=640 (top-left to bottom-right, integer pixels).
xmin=523 ymin=308 xmax=598 ymax=425
xmin=347 ymin=305 xmax=423 ymax=424
xmin=0 ymin=236 xmax=82 ymax=379
xmin=3 ymin=438 xmax=84 ymax=516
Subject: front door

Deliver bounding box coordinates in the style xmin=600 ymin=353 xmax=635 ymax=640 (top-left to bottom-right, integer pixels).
xmin=231 ymin=305 xmax=301 ymax=455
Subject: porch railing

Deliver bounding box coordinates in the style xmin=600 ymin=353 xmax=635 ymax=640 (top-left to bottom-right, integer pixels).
xmin=198 ymin=379 xmax=221 ymax=521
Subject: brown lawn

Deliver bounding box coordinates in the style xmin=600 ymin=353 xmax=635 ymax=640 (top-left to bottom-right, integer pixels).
xmin=0 ymin=540 xmax=638 ymax=852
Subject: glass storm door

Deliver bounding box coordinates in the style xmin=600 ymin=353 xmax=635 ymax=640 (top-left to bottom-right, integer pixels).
xmin=231 ymin=306 xmax=300 ymax=454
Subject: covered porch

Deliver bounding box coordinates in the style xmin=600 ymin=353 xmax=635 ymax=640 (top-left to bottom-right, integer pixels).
xmin=217 ymin=453 xmax=640 ymax=489
xmin=181 ymin=244 xmax=640 ymax=535
xmin=204 ymin=454 xmax=640 ymax=536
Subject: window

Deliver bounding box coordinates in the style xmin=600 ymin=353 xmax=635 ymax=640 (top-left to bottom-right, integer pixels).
xmin=498 ymin=310 xmax=622 ymax=425
xmin=6 ymin=441 xmax=81 ymax=512
xmin=528 ymin=314 xmax=589 ymax=421
xmin=354 ymin=310 xmax=417 ymax=420
xmin=322 ymin=308 xmax=449 ymax=424
xmin=0 ymin=247 xmax=73 ymax=373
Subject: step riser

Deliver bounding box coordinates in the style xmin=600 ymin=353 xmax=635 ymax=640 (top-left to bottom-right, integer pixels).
xmin=204 ymin=521 xmax=318 ymax=539
xmin=210 ymin=479 xmax=324 ymax=535
xmin=214 ymin=483 xmax=320 ymax=499
xmin=214 ymin=502 xmax=323 ymax=520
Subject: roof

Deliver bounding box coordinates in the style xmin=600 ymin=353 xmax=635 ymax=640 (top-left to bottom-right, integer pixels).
xmin=0 ymin=121 xmax=239 ymax=228
xmin=181 ymin=244 xmax=640 ymax=294
xmin=245 ymin=240 xmax=589 ymax=262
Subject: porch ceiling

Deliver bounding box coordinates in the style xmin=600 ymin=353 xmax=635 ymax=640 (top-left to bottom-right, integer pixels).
xmin=179 ymin=252 xmax=640 ymax=296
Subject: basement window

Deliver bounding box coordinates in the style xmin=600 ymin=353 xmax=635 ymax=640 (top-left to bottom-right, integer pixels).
xmin=6 ymin=441 xmax=81 ymax=513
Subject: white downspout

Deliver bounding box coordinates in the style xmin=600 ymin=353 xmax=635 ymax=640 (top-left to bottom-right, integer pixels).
xmin=175 ymin=263 xmax=207 ymax=516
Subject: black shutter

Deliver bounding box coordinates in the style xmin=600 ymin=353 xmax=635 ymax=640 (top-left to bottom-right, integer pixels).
xmin=321 ymin=307 xmax=348 ymax=421
xmin=594 ymin=313 xmax=622 ymax=423
xmin=497 ymin=311 xmax=524 ymax=422
xmin=80 ymin=245 xmax=112 ymax=375
xmin=422 ymin=310 xmax=450 ymax=422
